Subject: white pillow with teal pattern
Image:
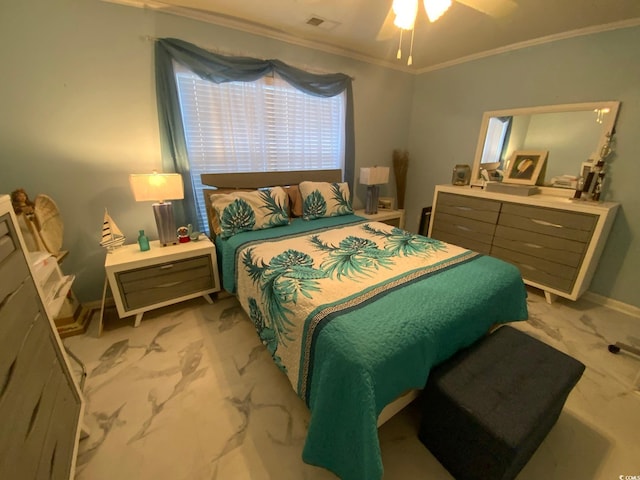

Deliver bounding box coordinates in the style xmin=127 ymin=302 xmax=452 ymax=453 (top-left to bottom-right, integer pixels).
xmin=299 ymin=181 xmax=353 ymax=220
xmin=210 ymin=187 xmax=289 ymax=238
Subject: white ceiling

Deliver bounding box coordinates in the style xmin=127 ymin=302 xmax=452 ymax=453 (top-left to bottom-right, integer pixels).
xmin=111 ymin=0 xmax=640 ymax=72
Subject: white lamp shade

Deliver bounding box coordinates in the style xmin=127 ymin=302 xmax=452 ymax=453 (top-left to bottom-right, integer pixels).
xmin=360 ymin=166 xmax=390 ymax=186
xmin=129 ymin=173 xmax=184 ymax=203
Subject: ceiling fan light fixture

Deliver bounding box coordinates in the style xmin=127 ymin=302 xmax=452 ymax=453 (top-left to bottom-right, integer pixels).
xmin=392 ymin=0 xmax=419 ymax=30
xmin=424 ymin=0 xmax=452 ymax=22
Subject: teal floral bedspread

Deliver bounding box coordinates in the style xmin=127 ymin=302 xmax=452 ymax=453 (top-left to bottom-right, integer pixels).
xmin=222 ymin=216 xmax=528 ymax=480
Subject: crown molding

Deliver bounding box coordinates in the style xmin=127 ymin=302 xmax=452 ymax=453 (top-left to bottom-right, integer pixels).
xmin=414 ymin=17 xmax=640 ymax=74
xmin=103 ymin=1 xmax=640 ymax=75
xmin=103 ymin=0 xmax=415 ymax=73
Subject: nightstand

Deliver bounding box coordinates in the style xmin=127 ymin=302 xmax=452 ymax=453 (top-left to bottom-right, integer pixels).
xmin=355 ymin=209 xmax=405 ymax=229
xmin=102 ymin=235 xmax=220 ymax=331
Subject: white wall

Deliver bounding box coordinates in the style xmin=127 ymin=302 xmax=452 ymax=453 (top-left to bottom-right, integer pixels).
xmin=0 ymin=0 xmax=414 ymax=302
xmin=407 ymin=26 xmax=640 ymax=308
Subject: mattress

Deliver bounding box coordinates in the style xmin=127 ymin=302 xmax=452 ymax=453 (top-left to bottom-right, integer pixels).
xmin=215 ymin=215 xmax=528 ymax=480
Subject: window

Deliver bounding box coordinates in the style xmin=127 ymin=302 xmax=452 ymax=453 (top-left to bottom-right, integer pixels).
xmin=480 ymin=116 xmax=511 ymax=169
xmin=174 ymin=64 xmax=346 ymax=231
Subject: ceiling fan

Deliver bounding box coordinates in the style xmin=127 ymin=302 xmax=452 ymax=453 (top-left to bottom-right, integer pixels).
xmin=377 ymin=0 xmax=518 ymax=65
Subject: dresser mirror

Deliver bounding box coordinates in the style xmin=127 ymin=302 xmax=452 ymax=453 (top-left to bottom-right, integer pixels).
xmin=470 ymin=101 xmax=620 ymax=190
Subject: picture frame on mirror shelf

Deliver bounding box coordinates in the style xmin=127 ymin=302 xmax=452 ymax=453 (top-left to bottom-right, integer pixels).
xmin=503 ymin=150 xmax=548 ymax=186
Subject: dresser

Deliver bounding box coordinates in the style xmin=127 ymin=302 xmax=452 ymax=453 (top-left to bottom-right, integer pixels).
xmin=104 ymin=237 xmax=220 ymax=329
xmin=0 ymin=194 xmax=83 ymax=479
xmin=429 ymin=185 xmax=619 ymax=303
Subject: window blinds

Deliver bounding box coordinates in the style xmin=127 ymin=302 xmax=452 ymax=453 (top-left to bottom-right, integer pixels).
xmin=174 ymin=65 xmax=346 ymax=230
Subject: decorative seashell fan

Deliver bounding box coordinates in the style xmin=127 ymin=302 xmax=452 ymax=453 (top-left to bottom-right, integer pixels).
xmin=33 ymin=194 xmax=64 ymax=255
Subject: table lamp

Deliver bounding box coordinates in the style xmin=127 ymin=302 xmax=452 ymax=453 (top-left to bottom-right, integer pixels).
xmin=129 ymin=172 xmax=184 ymax=246
xmin=360 ymin=166 xmax=390 ymax=214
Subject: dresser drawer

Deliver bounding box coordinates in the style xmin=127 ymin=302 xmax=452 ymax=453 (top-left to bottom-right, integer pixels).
xmin=0 ymin=214 xmax=30 ymax=303
xmin=491 ymin=246 xmax=576 ymax=293
xmin=116 ymin=255 xmax=214 ymax=311
xmin=493 ymin=225 xmax=586 ymax=268
xmin=0 ymin=215 xmax=17 ymax=264
xmin=0 ymin=281 xmax=40 ymax=378
xmin=432 ymin=185 xmax=619 ymax=302
xmin=42 ymin=364 xmax=82 ymax=480
xmin=430 ymin=230 xmax=493 ymax=254
xmin=0 ymin=315 xmax=55 ymax=457
xmin=431 ymin=212 xmax=495 ymax=253
xmin=499 ymin=203 xmax=596 ymax=242
xmin=436 ymin=193 xmax=501 ymax=224
xmin=0 ymin=216 xmax=9 ymax=238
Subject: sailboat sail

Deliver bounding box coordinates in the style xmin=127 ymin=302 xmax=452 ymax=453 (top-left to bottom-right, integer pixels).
xmin=100 ymin=209 xmax=126 ymax=250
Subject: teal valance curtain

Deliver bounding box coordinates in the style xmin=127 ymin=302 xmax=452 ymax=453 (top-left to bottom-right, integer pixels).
xmin=154 ymin=37 xmax=355 ymax=227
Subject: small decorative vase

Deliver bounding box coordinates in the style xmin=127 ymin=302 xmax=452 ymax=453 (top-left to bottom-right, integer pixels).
xmin=137 ymin=229 xmax=150 ymax=251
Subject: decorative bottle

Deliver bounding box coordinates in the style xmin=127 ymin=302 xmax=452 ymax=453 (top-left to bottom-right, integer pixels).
xmin=137 ymin=229 xmax=150 ymax=251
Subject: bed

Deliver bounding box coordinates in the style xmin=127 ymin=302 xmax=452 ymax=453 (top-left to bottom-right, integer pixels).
xmin=202 ymin=170 xmax=528 ymax=480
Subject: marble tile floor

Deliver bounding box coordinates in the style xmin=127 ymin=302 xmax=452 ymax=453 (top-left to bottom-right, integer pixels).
xmin=63 ymin=288 xmax=640 ymax=480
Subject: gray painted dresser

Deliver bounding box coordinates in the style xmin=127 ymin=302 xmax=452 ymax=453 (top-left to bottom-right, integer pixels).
xmin=0 ymin=194 xmax=83 ymax=479
xmin=429 ymin=185 xmax=619 ymax=303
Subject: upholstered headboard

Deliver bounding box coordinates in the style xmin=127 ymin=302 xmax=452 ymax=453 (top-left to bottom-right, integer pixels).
xmin=201 ymin=169 xmax=342 ymax=238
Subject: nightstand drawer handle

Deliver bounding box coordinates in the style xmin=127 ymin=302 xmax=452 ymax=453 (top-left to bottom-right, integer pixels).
xmin=520 ymin=263 xmax=536 ymax=271
xmin=157 ymin=281 xmax=182 ymax=288
xmin=456 ymin=225 xmax=471 ymax=232
xmin=523 ymin=242 xmax=543 ymax=249
xmin=531 ymin=218 xmax=563 ymax=228
xmin=455 ymin=206 xmax=472 ymax=211
xmin=159 ymin=264 xmax=174 ymax=270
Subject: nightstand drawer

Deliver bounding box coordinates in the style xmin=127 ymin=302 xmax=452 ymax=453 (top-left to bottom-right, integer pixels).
xmin=116 ymin=255 xmax=214 ymax=311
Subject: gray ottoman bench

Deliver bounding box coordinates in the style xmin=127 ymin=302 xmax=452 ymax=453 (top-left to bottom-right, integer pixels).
xmin=418 ymin=325 xmax=585 ymax=480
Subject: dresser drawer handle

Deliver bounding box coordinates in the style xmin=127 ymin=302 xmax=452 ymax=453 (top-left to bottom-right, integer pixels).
xmin=159 ymin=264 xmax=174 ymax=270
xmin=523 ymin=242 xmax=543 ymax=249
xmin=157 ymin=281 xmax=182 ymax=288
xmin=455 ymin=206 xmax=473 ymax=212
xmin=531 ymin=218 xmax=563 ymax=229
xmin=456 ymin=225 xmax=471 ymax=232
xmin=520 ymin=264 xmax=536 ymax=271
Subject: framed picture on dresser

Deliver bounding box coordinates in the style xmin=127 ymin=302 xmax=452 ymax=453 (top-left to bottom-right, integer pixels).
xmin=503 ymin=150 xmax=548 ymax=185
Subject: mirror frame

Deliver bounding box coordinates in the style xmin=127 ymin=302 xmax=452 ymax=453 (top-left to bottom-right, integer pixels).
xmin=470 ymin=101 xmax=621 ymax=190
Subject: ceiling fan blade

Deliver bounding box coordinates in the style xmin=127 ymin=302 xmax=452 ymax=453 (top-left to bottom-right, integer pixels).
xmin=376 ymin=6 xmax=398 ymax=41
xmin=456 ymin=0 xmax=517 ymax=18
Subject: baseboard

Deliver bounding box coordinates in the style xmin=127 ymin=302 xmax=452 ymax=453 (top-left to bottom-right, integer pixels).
xmin=55 ymin=303 xmax=93 ymax=338
xmin=83 ymin=297 xmax=115 ymax=310
xmin=583 ymin=291 xmax=640 ymax=319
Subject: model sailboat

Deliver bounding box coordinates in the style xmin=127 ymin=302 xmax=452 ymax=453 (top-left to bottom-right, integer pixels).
xmin=100 ymin=209 xmax=126 ymax=251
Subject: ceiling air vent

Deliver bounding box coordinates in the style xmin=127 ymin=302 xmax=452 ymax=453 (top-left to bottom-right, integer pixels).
xmin=305 ymin=15 xmax=340 ymax=31
xmin=306 ymin=16 xmax=324 ymax=26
